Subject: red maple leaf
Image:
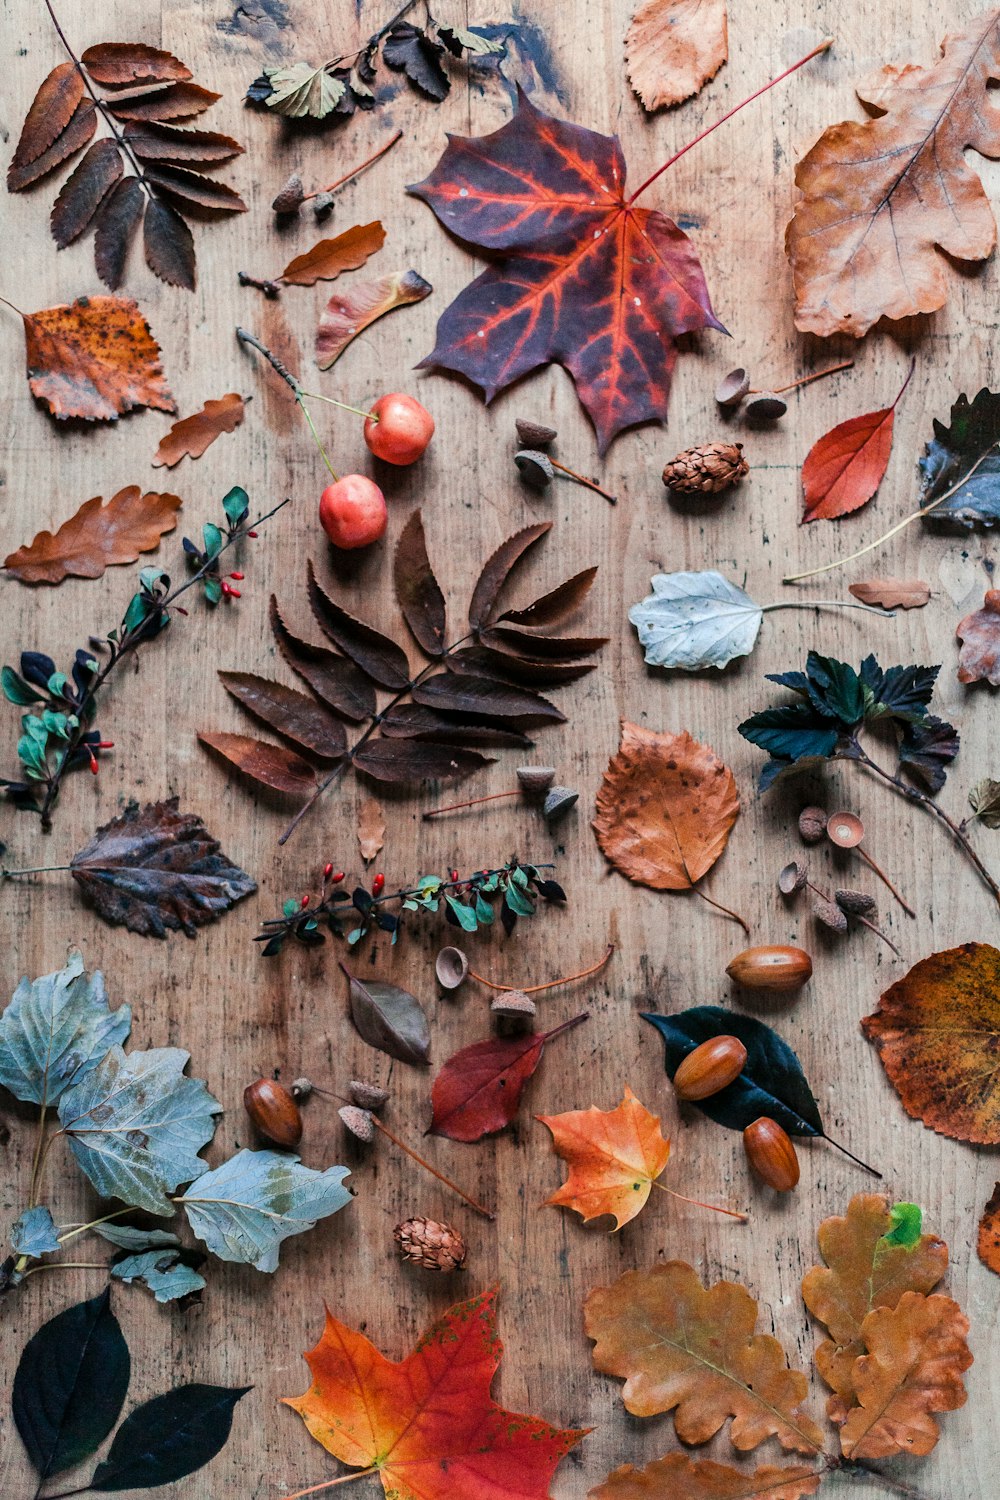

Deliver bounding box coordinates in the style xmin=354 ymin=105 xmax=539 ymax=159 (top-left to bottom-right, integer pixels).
xmin=409 ymin=89 xmax=723 ymax=454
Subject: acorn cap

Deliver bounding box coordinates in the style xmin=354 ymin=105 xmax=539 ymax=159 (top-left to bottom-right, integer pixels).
xmin=778 ymin=860 xmax=808 ymax=895
xmin=514 ymin=449 xmax=554 ymax=489
xmin=349 ymin=1079 xmax=389 ymax=1111
xmin=291 ymin=1077 xmax=313 ymax=1099
xmin=516 ymin=417 xmax=557 ymax=447
xmin=435 ymin=945 xmax=468 ymax=991
xmin=827 ymin=811 xmax=865 ymax=849
xmin=812 ymin=894 xmax=848 ymax=933
xmin=490 ymin=989 xmax=537 ymax=1019
xmin=798 ymin=806 xmax=828 ymax=843
xmin=715 ymin=367 xmax=751 ymax=407
xmin=543 ymin=786 xmax=579 ymax=823
xmin=339 ymin=1104 xmax=375 ymax=1142
xmin=271 ymin=171 xmax=305 ymax=214
xmin=312 ymin=191 xmax=335 ymax=218
xmin=516 ymin=765 xmax=556 ymax=794
xmin=835 ymin=889 xmax=878 ymax=917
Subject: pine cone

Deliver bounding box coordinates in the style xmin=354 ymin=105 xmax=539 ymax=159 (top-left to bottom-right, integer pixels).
xmin=394 ymin=1216 xmax=466 ymax=1272
xmin=662 ymin=441 xmax=749 ymax=495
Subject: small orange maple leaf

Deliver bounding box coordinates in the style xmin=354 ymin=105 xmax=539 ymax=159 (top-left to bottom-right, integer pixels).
xmin=538 ymin=1086 xmax=671 ymax=1229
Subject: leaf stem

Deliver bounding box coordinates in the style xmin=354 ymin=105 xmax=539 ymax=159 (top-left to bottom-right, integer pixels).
xmin=236 ymin=327 xmax=339 ymax=480
xmin=652 ymin=1181 xmax=748 ymax=1221
xmin=20 ymin=1261 xmax=109 ymax=1278
xmin=282 ymin=1469 xmax=379 ymax=1500
xmin=368 ymin=1117 xmax=494 ymax=1219
xmin=855 ymin=845 xmax=916 ymax=919
xmin=694 ymin=887 xmax=750 ymax=934
xmin=305 ymin=128 xmax=403 ymax=201
xmin=628 ymin=38 xmax=833 ymax=203
xmin=823 ymin=1133 xmax=882 ymax=1178
xmin=770 ymin=359 xmax=854 ymax=395
xmin=469 ymin=943 xmax=614 ymax=995
xmin=422 ymin=789 xmax=520 ymax=819
xmin=300 ymin=391 xmax=377 ymax=421
xmin=1 ymin=865 xmax=74 ymax=877
xmin=761 ymin=600 xmax=894 ymax=620
xmin=27 ymin=1105 xmax=48 ymax=1208
xmin=549 ymin=459 xmax=617 ymax=505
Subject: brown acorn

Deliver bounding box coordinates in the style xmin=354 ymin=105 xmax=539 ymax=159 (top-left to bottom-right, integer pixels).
xmin=673 ymin=1036 xmax=748 ymax=1101
xmin=743 ymin=1117 xmax=800 ymax=1191
xmin=244 ymin=1078 xmax=303 ymax=1148
xmin=726 ymin=945 xmax=813 ymax=992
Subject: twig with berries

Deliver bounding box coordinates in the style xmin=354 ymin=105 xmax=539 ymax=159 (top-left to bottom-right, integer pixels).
xmin=1 ymin=489 xmax=289 ymax=830
xmin=255 ymin=857 xmax=565 ymax=957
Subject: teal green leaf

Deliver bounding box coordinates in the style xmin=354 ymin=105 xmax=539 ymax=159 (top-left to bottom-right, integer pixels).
xmin=445 ymin=894 xmax=479 ymax=931
xmin=202 ymin=522 xmax=223 ymax=560
xmin=111 ymin=1250 xmax=206 ymax=1303
xmin=0 ymin=951 xmax=132 ymax=1107
xmin=93 ymin=1224 xmax=181 ymax=1251
xmin=11 ymin=1205 xmax=61 ymax=1257
xmin=222 ymin=486 xmax=249 ymax=526
xmin=2 ymin=666 xmax=43 ymax=705
xmin=121 ymin=593 xmax=150 ymax=634
xmin=504 ymin=880 xmax=536 ymax=917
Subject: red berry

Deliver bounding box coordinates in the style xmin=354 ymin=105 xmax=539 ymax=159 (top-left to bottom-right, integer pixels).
xmin=300 ymin=894 xmax=311 ymax=908
xmin=319 ymin=475 xmax=387 ymax=550
xmin=363 ymin=393 xmax=435 ymax=466
xmin=450 ymin=869 xmax=459 ymax=883
xmin=331 ymin=870 xmax=346 ymax=884
xmin=323 ymin=862 xmax=334 ymax=879
xmin=230 ymin=571 xmax=245 ymax=581
xmin=372 ymin=872 xmax=385 ymax=896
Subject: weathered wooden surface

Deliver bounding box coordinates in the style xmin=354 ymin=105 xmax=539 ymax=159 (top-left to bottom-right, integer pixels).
xmin=1 ymin=2 xmax=998 ymax=1497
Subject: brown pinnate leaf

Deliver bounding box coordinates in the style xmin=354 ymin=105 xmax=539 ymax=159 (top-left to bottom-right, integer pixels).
xmin=801 ymin=1193 xmax=947 ymax=1417
xmin=500 ymin=566 xmax=598 ymax=628
xmin=7 ymin=97 xmax=98 ymax=193
xmin=351 ymin=738 xmax=492 ymax=784
xmin=585 ymin=1262 xmax=824 ymax=1454
xmin=50 ymin=140 xmax=124 ymax=248
xmin=787 ymin=17 xmax=1000 ymax=336
xmin=839 ymin=1292 xmax=971 ymax=1460
xmin=143 ymin=195 xmax=196 ymax=289
xmin=279 ymin=221 xmax=386 ymax=287
xmin=4 ymin=487 xmax=182 ymax=585
xmin=956 ymin=588 xmax=1000 ymax=684
xmin=80 ymin=42 xmax=193 ymax=87
xmin=591 ymin=1455 xmax=821 ymax=1500
xmin=848 ymin=577 xmax=931 ymax=609
xmin=122 ymin=122 xmax=244 ymax=167
xmin=315 ymin=268 xmax=432 ymax=370
xmin=152 ymin=393 xmax=246 ymax=468
xmin=356 ymin=797 xmax=385 ymax=863
xmin=378 ymin=703 xmax=531 ymax=748
xmin=218 ymin=672 xmax=347 ymax=759
xmin=862 ymin=942 xmax=1000 ymax=1143
xmin=106 ymin=81 xmax=222 ymax=123
xmin=306 ymin=562 xmax=412 ymax=690
xmin=978 ymin=1183 xmax=1000 ymax=1274
xmin=94 ymin=177 xmax=145 ymax=288
xmin=469 ymin=523 xmax=552 ymax=631
xmin=480 ymin=625 xmax=609 ymax=660
xmin=394 ymin=510 xmax=447 ymax=657
xmin=412 ymin=674 xmax=565 ymax=727
xmin=198 ymin=731 xmax=317 ymax=795
xmin=269 ymin=596 xmax=376 ymax=722
xmin=22 ymin=294 xmax=175 ymax=421
xmin=8 ymin=63 xmax=85 ymax=181
xmin=446 ymin=645 xmax=596 ymax=689
xmin=625 ymin=0 xmax=728 ymax=112
xmin=593 ymin=722 xmax=739 ymax=891
xmin=69 ymin=796 xmax=256 ymax=938
xmin=142 ymin=162 xmax=247 ymax=216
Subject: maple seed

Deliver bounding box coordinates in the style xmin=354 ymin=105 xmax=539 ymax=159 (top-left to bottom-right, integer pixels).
xmin=673 ymin=1035 xmax=748 ymax=1101
xmin=744 ymin=1116 xmax=800 ymax=1191
xmin=662 ymin=442 xmax=748 ymax=495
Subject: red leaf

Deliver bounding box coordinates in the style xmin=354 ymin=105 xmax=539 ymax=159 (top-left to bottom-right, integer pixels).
xmin=430 ymin=1013 xmax=589 ymax=1142
xmin=50 ymin=139 xmax=123 ymax=248
xmin=801 ymin=364 xmax=913 ymax=523
xmin=410 ymin=89 xmax=723 ymax=453
xmin=198 ymin=731 xmax=317 ymax=795
xmin=957 ymin=589 xmax=1000 ymax=685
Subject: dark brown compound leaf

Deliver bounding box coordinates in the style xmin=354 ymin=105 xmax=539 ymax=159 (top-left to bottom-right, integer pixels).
xmin=445 ymin=645 xmax=596 ymax=689
xmin=352 ymin=738 xmax=492 ymax=784
xmin=69 ymin=795 xmax=256 ymax=938
xmin=122 ymin=122 xmax=244 ymax=167
xmin=94 ymin=177 xmax=145 ymax=288
xmin=50 ymin=139 xmax=123 ymax=248
xmin=306 ymin=561 xmax=411 ymax=690
xmin=393 ymin=510 xmax=446 ymax=657
xmin=81 ymin=42 xmax=193 ymax=88
xmin=198 ymin=731 xmax=317 ymax=795
xmin=412 ymin=673 xmax=565 ymax=726
xmin=8 ymin=63 xmax=85 ymax=179
xmin=219 ymin=671 xmax=347 ymax=759
xmin=142 ymin=162 xmax=247 ymax=216
xmin=269 ymin=596 xmax=376 ymax=722
xmin=468 ymin=522 xmax=551 ymax=631
xmin=106 ymin=82 xmax=221 ymax=123
xmin=499 ymin=566 xmax=598 ymax=627
xmin=8 ymin=91 xmax=95 ymax=192
xmin=480 ymin=625 xmax=610 ymax=660
xmin=143 ymin=195 xmax=196 ymax=289
xmin=377 ymin=703 xmax=532 ymax=748
xmin=341 ymin=964 xmax=430 ymax=1065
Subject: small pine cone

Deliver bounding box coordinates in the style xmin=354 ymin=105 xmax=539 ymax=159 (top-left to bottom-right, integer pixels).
xmin=662 ymin=442 xmax=748 ymax=495
xmin=394 ymin=1216 xmax=466 ymax=1272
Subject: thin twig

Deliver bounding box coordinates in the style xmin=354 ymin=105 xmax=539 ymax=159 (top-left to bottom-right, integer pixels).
xmin=771 ymin=359 xmax=854 ymax=395
xmin=469 ymin=944 xmax=614 ymax=995
xmin=549 ymin=459 xmax=617 ymax=505
xmin=369 ymin=1118 xmax=494 ymax=1219
xmin=281 ymin=1468 xmax=379 ymax=1500
xmin=304 ymin=128 xmax=403 ymax=202
xmin=423 ymin=790 xmax=520 ymax=820
xmin=855 ymin=845 xmax=916 ymax=919
xmin=694 ymin=887 xmax=750 ymax=934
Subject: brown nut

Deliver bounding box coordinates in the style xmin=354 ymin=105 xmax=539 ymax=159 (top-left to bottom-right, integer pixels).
xmin=673 ymin=1035 xmax=748 ymax=1101
xmin=244 ymin=1078 xmax=303 ymax=1148
xmin=743 ymin=1117 xmax=800 ymax=1191
xmin=725 ymin=945 xmax=813 ymax=992
xmin=798 ymin=806 xmax=828 ymax=844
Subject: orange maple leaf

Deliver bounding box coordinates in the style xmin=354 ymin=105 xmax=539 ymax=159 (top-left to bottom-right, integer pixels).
xmin=284 ymin=1286 xmax=586 ymax=1499
xmin=538 ymin=1086 xmax=670 ymax=1229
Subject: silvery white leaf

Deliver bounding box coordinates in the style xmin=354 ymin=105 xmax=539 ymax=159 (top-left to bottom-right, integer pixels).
xmin=110 ymin=1248 xmax=206 ymax=1303
xmin=10 ymin=1205 xmax=60 ymax=1257
xmin=628 ymin=570 xmax=763 ymax=671
xmin=179 ymin=1149 xmax=351 ymax=1272
xmin=93 ymin=1223 xmax=181 ymax=1251
xmin=57 ymin=1047 xmax=222 ymax=1215
xmin=0 ymin=951 xmax=131 ymax=1106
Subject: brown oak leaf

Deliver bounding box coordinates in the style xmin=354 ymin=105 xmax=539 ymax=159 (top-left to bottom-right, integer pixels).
xmin=278 ymin=221 xmax=386 ymax=288
xmin=22 ymin=294 xmax=175 ymax=421
xmin=152 ymin=392 xmax=245 ymax=467
xmin=356 ymin=797 xmax=385 ymax=863
xmin=315 ymin=269 xmax=432 ymax=369
xmin=591 ymin=1455 xmax=821 ymax=1500
xmin=978 ymin=1183 xmax=1000 ymax=1274
xmin=4 ymin=486 xmax=182 ymax=585
xmin=625 ymin=0 xmax=728 ymax=112
xmin=956 ymin=588 xmax=1000 ymax=684
xmin=787 ymin=14 xmax=1000 ymax=336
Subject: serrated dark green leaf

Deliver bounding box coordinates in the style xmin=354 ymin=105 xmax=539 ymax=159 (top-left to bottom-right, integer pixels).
xmin=737 ymin=705 xmax=840 ymax=764
xmin=90 ymin=1383 xmax=250 ymax=1490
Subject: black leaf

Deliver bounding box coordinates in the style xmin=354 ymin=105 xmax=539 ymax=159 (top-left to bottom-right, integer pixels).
xmin=90 ymin=1383 xmax=251 ymax=1491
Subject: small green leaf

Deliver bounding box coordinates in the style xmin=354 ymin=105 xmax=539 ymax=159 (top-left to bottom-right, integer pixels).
xmin=17 ymin=735 xmax=49 ymax=777
xmin=121 ymin=593 xmax=150 ymax=634
xmin=347 ymin=927 xmax=364 ymax=944
xmin=42 ymin=710 xmax=70 ymax=740
xmin=111 ymin=1250 xmax=206 ymax=1303
xmin=475 ymin=893 xmax=495 ymax=925
xmin=204 ymin=576 xmax=223 ymax=606
xmin=2 ymin=666 xmax=43 ymax=706
xmin=23 ymin=714 xmax=49 ymax=745
xmin=283 ymin=897 xmax=300 ymax=919
xmin=504 ymin=881 xmax=536 ymax=917
xmin=222 ymin=486 xmax=250 ymax=527
xmin=445 ymin=894 xmax=479 ymax=932
xmin=202 ymin=522 xmax=223 ymax=560
xmin=883 ymin=1201 xmax=923 ymax=1248
xmin=47 ymin=672 xmax=70 ymax=699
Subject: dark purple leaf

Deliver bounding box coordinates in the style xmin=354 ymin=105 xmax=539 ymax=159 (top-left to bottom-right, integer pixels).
xmin=378 ymin=703 xmax=532 ymax=748
xmin=352 ymin=738 xmax=491 ymax=784
xmin=382 ymin=21 xmax=450 ymax=100
xmin=94 ymin=178 xmax=145 ymax=289
xmin=143 ymin=195 xmax=195 ymax=289
xmin=269 ymin=596 xmax=375 ymax=722
xmin=306 ymin=561 xmax=411 ymax=690
xmin=413 ymin=674 xmax=565 ymax=725
xmin=219 ymin=671 xmax=347 ymax=759
xmin=480 ymin=625 xmax=609 ymax=659
xmin=198 ymin=732 xmax=317 ymax=796
xmin=393 ymin=510 xmax=446 ymax=656
xmin=499 ymin=566 xmax=598 ymax=627
xmin=50 ymin=139 xmax=124 ymax=248
xmin=468 ymin=522 xmax=551 ymax=631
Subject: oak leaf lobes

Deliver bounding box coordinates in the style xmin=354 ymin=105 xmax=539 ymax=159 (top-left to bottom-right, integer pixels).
xmin=410 ymin=88 xmax=723 ymax=453
xmin=538 ymin=1086 xmax=670 ymax=1228
xmin=284 ymin=1287 xmax=586 ymax=1500
xmin=591 ymin=1455 xmax=821 ymax=1500
xmin=4 ymin=487 xmax=182 ymax=584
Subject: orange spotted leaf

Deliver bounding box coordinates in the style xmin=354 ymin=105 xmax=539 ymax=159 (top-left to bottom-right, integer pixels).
xmin=22 ymin=294 xmax=175 ymax=422
xmin=284 ymin=1286 xmax=586 ymax=1499
xmin=4 ymin=486 xmax=182 ymax=585
xmin=538 ymin=1086 xmax=670 ymax=1229
xmin=591 ymin=1455 xmax=822 ymax=1500
xmin=956 ymin=588 xmax=1000 ymax=685
xmin=152 ymin=392 xmax=246 ymax=468
xmin=977 ymin=1184 xmax=1000 ymax=1274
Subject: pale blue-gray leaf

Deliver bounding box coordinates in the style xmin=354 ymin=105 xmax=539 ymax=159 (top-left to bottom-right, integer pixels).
xmin=110 ymin=1249 xmax=206 ymax=1303
xmin=93 ymin=1223 xmax=181 ymax=1251
xmin=0 ymin=951 xmax=131 ymax=1107
xmin=179 ymin=1149 xmax=351 ymax=1272
xmin=628 ymin=570 xmax=763 ymax=671
xmin=57 ymin=1047 xmax=222 ymax=1215
xmin=10 ymin=1205 xmax=61 ymax=1257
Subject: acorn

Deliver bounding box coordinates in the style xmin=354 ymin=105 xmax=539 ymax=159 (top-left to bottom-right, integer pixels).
xmin=743 ymin=1117 xmax=800 ymax=1191
xmin=244 ymin=1078 xmax=303 ymax=1148
xmin=726 ymin=945 xmax=813 ymax=992
xmin=798 ymin=806 xmax=828 ymax=844
xmin=673 ymin=1035 xmax=748 ymax=1101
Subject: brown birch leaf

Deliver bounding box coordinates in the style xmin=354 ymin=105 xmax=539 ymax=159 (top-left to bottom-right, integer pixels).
xmin=152 ymin=393 xmax=246 ymax=467
xmin=22 ymin=294 xmax=176 ymax=422
xmin=625 ymin=0 xmax=728 ymax=112
xmin=8 ymin=63 xmax=85 ymax=179
xmin=306 ymin=561 xmax=412 ymax=690
xmin=218 ymin=672 xmax=347 ymax=759
xmin=356 ymin=798 xmax=385 ymax=863
xmin=315 ymin=269 xmax=432 ymax=370
xmin=4 ymin=486 xmax=182 ymax=585
xmin=591 ymin=1455 xmax=821 ymax=1500
xmin=978 ymin=1184 xmax=1000 ymax=1274
xmin=393 ymin=510 xmax=447 ymax=657
xmin=468 ymin=523 xmax=552 ymax=631
xmin=198 ymin=731 xmax=317 ymax=795
xmin=848 ymin=578 xmax=930 ymax=609
xmin=279 ymin=221 xmax=386 ymax=287
xmin=269 ymin=596 xmax=376 ymax=722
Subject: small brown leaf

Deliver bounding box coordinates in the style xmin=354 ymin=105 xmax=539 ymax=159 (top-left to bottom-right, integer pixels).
xmin=81 ymin=42 xmax=193 ymax=88
xmin=468 ymin=523 xmax=552 ymax=631
xmin=143 ymin=163 xmax=247 ymax=215
xmin=94 ymin=178 xmax=145 ymax=289
xmin=413 ymin=674 xmax=565 ymax=727
xmin=22 ymin=295 xmax=175 ymax=422
xmin=4 ymin=486 xmax=182 ymax=585
xmin=8 ymin=63 xmax=85 ymax=180
xmin=50 ymin=139 xmax=124 ymax=248
xmin=956 ymin=588 xmax=1000 ymax=685
xmin=219 ymin=672 xmax=347 ymax=759
xmin=357 ymin=798 xmax=385 ymax=863
xmin=342 ymin=964 xmax=429 ymax=1065
xmin=978 ymin=1184 xmax=1000 ymax=1274
xmin=123 ymin=122 xmax=244 ymax=166
xmin=315 ymin=269 xmax=432 ymax=370
xmin=143 ymin=196 xmax=195 ymax=289
xmin=352 ymin=738 xmax=492 ymax=784
xmin=198 ymin=731 xmax=317 ymax=795
xmin=269 ymin=596 xmax=376 ymax=722
xmin=7 ymin=97 xmax=97 ymax=193
xmin=306 ymin=562 xmax=412 ymax=690
xmin=592 ymin=1456 xmax=821 ymax=1500
xmin=152 ymin=393 xmax=245 ymax=467
xmin=393 ymin=510 xmax=447 ymax=656
xmin=625 ymin=0 xmax=728 ymax=112
xmin=107 ymin=82 xmax=221 ymax=123
xmin=969 ymin=778 xmax=1000 ymax=829
xmin=849 ymin=578 xmax=930 ymax=610
xmin=279 ymin=221 xmax=386 ymax=287
xmin=499 ymin=567 xmax=598 ymax=628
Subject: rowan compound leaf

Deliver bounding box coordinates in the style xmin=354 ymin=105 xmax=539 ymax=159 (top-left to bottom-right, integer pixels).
xmin=538 ymin=1086 xmax=670 ymax=1228
xmin=315 ymin=268 xmax=432 ymax=369
xmin=352 ymin=738 xmax=492 ymax=784
xmin=306 ymin=561 xmax=412 ymax=689
xmin=625 ymin=0 xmax=728 ymax=111
xmin=413 ymin=674 xmax=565 ymax=725
xmin=22 ymin=295 xmax=176 ymax=422
xmin=500 ymin=566 xmax=598 ymax=628
xmin=69 ymin=797 xmax=256 ymax=938
xmin=862 ymin=942 xmax=1000 ymax=1143
xmin=394 ymin=510 xmax=447 ymax=656
xmin=0 ymin=951 xmax=131 ymax=1106
xmin=199 ymin=730 xmax=319 ymax=795
xmin=356 ymin=797 xmax=385 ymax=863
xmin=849 ymin=578 xmax=930 ymax=609
xmin=270 ymin=596 xmax=377 ymax=722
xmin=106 ymin=82 xmax=222 ymax=124
xmin=957 ymin=589 xmax=1000 ymax=684
xmin=7 ymin=97 xmax=97 ymax=193
xmin=178 ymin=1149 xmax=351 ymax=1271
xmin=152 ymin=393 xmax=245 ymax=467
xmin=593 ymin=723 xmax=739 ymax=890
xmin=787 ymin=16 xmax=1000 ymax=336
xmin=918 ymin=386 xmax=1000 ymax=527
xmin=110 ymin=1249 xmax=206 ymax=1303
xmin=94 ymin=177 xmax=145 ymax=288
xmin=585 ymin=1263 xmax=824 ymax=1453
xmin=628 ymin=571 xmax=763 ymax=670
xmin=801 ymin=402 xmax=897 ymax=523
xmin=218 ymin=672 xmax=347 ymax=759
xmin=280 ymin=221 xmax=386 ymax=287
xmin=431 ymin=1015 xmax=588 ymax=1142
xmin=284 ymin=1287 xmax=585 ymax=1500
xmin=50 ymin=139 xmax=124 ymax=248
xmin=592 ymin=1456 xmax=822 ymax=1500
xmin=978 ymin=1184 xmax=1000 ymax=1273
xmin=81 ymin=42 xmax=193 ymax=87
xmin=4 ymin=487 xmax=183 ymax=585
xmin=341 ymin=965 xmax=430 ymax=1065
xmin=122 ymin=123 xmax=244 ymax=167
xmin=89 ymin=1384 xmax=250 ymax=1490
xmin=10 ymin=1206 xmax=61 ymax=1258
xmin=57 ymin=1045 xmax=222 ymax=1214
xmin=8 ymin=63 xmax=86 ymax=181
xmin=468 ymin=522 xmax=552 ymax=631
